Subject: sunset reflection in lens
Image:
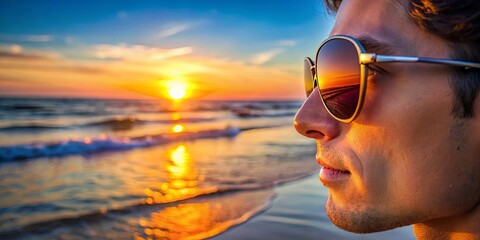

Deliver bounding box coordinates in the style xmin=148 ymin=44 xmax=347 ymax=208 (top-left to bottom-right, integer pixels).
xmin=317 ymin=39 xmax=360 ymax=120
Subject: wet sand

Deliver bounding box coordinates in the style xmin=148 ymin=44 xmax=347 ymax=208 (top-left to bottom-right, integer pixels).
xmin=212 ymin=174 xmax=416 ymax=240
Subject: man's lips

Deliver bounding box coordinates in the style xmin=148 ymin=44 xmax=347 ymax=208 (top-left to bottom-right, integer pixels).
xmin=316 ymin=159 xmax=350 ymax=173
xmin=321 ymin=165 xmax=350 ymax=174
xmin=317 ymin=159 xmax=351 ymax=185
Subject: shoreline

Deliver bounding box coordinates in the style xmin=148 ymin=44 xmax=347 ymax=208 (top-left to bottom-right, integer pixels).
xmin=211 ymin=174 xmax=416 ymax=240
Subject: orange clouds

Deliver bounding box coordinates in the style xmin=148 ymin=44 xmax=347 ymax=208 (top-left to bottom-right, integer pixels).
xmin=0 ymin=43 xmax=304 ymax=100
xmin=92 ymin=44 xmax=193 ymax=62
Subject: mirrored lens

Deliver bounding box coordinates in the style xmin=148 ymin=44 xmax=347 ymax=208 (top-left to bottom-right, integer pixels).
xmin=316 ymin=39 xmax=360 ymax=120
xmin=304 ymin=58 xmax=315 ymax=97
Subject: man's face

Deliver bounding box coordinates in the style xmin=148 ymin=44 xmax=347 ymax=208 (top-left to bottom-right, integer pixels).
xmin=294 ymin=0 xmax=480 ymax=233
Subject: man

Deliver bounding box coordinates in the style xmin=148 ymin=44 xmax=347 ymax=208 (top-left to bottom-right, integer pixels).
xmin=294 ymin=0 xmax=480 ymax=239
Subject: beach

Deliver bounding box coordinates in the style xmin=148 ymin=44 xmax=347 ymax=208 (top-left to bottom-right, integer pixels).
xmin=212 ymin=174 xmax=416 ymax=240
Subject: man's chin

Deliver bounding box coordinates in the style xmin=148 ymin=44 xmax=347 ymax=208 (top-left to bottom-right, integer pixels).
xmin=325 ymin=197 xmax=412 ymax=233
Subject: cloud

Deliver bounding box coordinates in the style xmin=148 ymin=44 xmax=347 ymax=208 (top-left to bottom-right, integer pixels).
xmin=277 ymin=40 xmax=297 ymax=47
xmin=65 ymin=37 xmax=75 ymax=45
xmin=6 ymin=44 xmax=22 ymax=54
xmin=249 ymin=40 xmax=296 ymax=66
xmin=158 ymin=23 xmax=192 ymax=39
xmin=250 ymin=48 xmax=283 ymax=65
xmin=23 ymin=35 xmax=53 ymax=42
xmin=0 ymin=34 xmax=54 ymax=42
xmin=92 ymin=44 xmax=193 ymax=62
xmin=0 ymin=44 xmax=59 ymax=60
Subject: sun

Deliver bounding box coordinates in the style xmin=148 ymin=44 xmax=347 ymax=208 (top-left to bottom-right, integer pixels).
xmin=164 ymin=80 xmax=190 ymax=100
xmin=168 ymin=85 xmax=187 ymax=100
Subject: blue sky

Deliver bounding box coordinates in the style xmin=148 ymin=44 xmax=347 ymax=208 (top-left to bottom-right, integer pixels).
xmin=0 ymin=0 xmax=334 ymax=100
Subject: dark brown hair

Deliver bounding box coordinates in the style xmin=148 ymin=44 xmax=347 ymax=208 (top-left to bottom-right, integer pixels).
xmin=324 ymin=0 xmax=480 ymax=118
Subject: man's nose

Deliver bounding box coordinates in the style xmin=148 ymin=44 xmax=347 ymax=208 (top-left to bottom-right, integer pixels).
xmin=294 ymin=88 xmax=340 ymax=141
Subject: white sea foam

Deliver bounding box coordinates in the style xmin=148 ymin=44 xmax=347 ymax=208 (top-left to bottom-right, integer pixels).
xmin=0 ymin=126 xmax=242 ymax=161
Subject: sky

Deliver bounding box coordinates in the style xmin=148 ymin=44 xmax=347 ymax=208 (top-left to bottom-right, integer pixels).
xmin=0 ymin=0 xmax=334 ymax=100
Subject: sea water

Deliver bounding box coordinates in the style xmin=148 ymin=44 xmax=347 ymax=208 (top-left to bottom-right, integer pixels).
xmin=0 ymin=98 xmax=317 ymax=239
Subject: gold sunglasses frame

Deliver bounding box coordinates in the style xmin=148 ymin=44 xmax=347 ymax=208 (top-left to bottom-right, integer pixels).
xmin=306 ymin=35 xmax=480 ymax=123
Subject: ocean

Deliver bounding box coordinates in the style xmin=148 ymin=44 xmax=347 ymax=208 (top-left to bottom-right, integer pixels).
xmin=0 ymin=98 xmax=318 ymax=239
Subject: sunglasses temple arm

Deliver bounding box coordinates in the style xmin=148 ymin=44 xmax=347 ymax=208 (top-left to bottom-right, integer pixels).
xmin=416 ymin=57 xmax=480 ymax=69
xmin=362 ymin=53 xmax=480 ymax=69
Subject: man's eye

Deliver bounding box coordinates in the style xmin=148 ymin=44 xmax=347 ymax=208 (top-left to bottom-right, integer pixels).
xmin=368 ymin=65 xmax=387 ymax=76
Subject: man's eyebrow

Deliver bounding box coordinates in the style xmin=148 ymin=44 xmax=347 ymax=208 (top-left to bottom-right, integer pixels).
xmin=356 ymin=37 xmax=402 ymax=55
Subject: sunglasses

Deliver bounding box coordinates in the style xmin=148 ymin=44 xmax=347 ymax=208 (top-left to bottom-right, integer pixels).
xmin=304 ymin=35 xmax=480 ymax=122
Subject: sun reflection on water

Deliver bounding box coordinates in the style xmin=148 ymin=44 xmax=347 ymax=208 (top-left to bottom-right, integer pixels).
xmin=129 ymin=139 xmax=281 ymax=239
xmin=142 ymin=144 xmax=210 ymax=205
xmin=134 ymin=189 xmax=275 ymax=240
xmin=171 ymin=124 xmax=184 ymax=133
xmin=171 ymin=112 xmax=181 ymax=121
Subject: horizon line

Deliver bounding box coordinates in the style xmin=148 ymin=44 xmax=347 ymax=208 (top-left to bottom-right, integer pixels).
xmin=0 ymin=95 xmax=304 ymax=102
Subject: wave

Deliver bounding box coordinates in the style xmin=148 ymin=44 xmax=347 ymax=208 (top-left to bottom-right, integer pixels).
xmin=1 ymin=104 xmax=51 ymax=111
xmin=0 ymin=110 xmax=295 ymax=132
xmin=0 ymin=126 xmax=242 ymax=161
xmin=84 ymin=117 xmax=216 ymax=127
xmin=0 ymin=116 xmax=217 ymax=132
xmin=0 ymin=123 xmax=290 ymax=161
xmin=0 ymin=125 xmax=65 ymax=131
xmin=1 ymin=99 xmax=302 ymax=114
xmin=0 ymin=173 xmax=314 ymax=238
xmin=231 ymin=109 xmax=296 ymax=118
